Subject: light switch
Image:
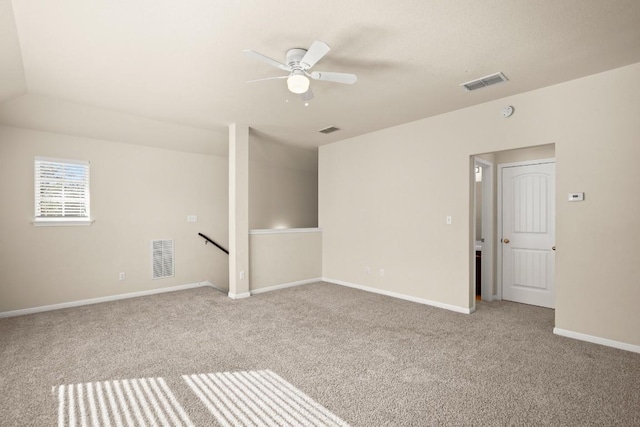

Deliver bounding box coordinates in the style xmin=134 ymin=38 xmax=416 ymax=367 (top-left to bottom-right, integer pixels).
xmin=446 ymin=216 xmax=452 ymax=225
xmin=568 ymin=193 xmax=584 ymax=202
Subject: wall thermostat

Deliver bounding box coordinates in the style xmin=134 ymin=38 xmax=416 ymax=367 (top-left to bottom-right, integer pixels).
xmin=568 ymin=192 xmax=585 ymax=202
xmin=501 ymin=105 xmax=514 ymax=117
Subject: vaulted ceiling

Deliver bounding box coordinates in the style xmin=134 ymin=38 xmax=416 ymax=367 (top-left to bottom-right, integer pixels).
xmin=2 ymin=0 xmax=640 ymax=153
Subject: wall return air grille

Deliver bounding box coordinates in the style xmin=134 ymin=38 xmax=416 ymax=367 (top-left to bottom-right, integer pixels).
xmin=152 ymin=239 xmax=174 ymax=279
xmin=460 ymin=72 xmax=509 ymax=91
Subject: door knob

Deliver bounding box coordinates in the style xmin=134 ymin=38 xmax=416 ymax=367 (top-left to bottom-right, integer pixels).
xmin=552 ymin=246 xmax=556 ymax=251
xmin=503 ymin=238 xmax=510 ymax=244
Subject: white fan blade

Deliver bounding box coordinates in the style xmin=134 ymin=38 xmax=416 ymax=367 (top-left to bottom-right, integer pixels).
xmin=246 ymin=75 xmax=289 ymax=83
xmin=301 ymin=88 xmax=314 ymax=102
xmin=310 ymin=71 xmax=357 ymax=84
xmin=243 ymin=49 xmax=290 ymax=71
xmin=300 ymin=41 xmax=330 ymax=69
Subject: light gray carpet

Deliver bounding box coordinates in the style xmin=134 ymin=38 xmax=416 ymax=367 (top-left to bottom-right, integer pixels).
xmin=1 ymin=282 xmax=639 ymax=426
xmin=54 ymin=369 xmax=349 ymax=426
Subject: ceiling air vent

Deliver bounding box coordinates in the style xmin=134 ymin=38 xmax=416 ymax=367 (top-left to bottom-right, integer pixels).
xmin=318 ymin=126 xmax=340 ymax=134
xmin=460 ymin=72 xmax=509 ymax=91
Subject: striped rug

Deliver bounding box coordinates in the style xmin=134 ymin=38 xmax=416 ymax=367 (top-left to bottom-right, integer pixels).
xmin=55 ymin=370 xmax=349 ymax=426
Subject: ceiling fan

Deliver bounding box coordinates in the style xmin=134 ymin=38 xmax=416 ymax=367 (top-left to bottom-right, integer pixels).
xmin=243 ymin=41 xmax=357 ymax=101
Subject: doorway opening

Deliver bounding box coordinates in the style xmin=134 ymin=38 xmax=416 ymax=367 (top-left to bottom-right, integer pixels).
xmin=471 ymin=143 xmax=556 ymax=310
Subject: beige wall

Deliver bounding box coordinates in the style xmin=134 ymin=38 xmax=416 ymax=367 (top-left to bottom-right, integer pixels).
xmin=493 ymin=143 xmax=556 ymax=165
xmin=474 ymin=153 xmax=495 ymax=243
xmin=474 ymin=181 xmax=482 ymax=241
xmin=0 ymin=95 xmax=228 ymax=156
xmin=0 ymin=126 xmax=229 ymax=312
xmin=0 ymin=0 xmax=26 ymax=101
xmin=249 ymin=229 xmax=322 ymax=292
xmin=249 ymin=138 xmax=318 ymax=229
xmin=320 ymin=62 xmax=640 ymax=347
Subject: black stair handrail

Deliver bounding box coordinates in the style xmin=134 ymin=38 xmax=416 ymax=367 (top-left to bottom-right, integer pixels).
xmin=198 ymin=233 xmax=229 ymax=255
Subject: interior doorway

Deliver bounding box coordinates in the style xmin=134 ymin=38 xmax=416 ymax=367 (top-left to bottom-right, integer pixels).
xmin=471 ymin=143 xmax=556 ymax=309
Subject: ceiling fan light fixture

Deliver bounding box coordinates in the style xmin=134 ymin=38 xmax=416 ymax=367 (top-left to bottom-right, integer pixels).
xmin=244 ymin=41 xmax=357 ymax=99
xmin=287 ymin=71 xmax=310 ymax=94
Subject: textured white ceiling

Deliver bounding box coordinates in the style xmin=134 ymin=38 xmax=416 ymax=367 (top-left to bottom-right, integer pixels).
xmin=3 ymin=0 xmax=640 ymax=150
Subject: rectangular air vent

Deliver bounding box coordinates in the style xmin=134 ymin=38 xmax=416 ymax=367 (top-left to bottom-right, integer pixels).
xmin=152 ymin=239 xmax=174 ymax=279
xmin=460 ymin=72 xmax=509 ymax=91
xmin=319 ymin=126 xmax=340 ymax=134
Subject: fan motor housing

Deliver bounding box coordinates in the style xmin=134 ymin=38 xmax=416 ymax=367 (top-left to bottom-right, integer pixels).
xmin=286 ymin=48 xmax=307 ymax=69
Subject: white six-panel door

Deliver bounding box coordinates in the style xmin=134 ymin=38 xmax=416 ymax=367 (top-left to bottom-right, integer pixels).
xmin=501 ymin=161 xmax=556 ymax=308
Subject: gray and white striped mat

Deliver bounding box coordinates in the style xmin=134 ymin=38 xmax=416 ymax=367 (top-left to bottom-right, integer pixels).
xmin=55 ymin=370 xmax=349 ymax=427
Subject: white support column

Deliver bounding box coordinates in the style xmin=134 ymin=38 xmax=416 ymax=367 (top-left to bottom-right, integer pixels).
xmin=228 ymin=124 xmax=250 ymax=299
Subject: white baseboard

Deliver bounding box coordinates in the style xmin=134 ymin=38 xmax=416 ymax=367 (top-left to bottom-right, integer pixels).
xmin=250 ymin=277 xmax=322 ymax=295
xmin=323 ymin=277 xmax=473 ymax=314
xmin=228 ymin=292 xmax=251 ymax=299
xmin=0 ymin=281 xmax=219 ymax=318
xmin=553 ymin=328 xmax=640 ymax=354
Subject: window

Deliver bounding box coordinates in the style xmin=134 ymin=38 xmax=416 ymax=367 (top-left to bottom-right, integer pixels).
xmin=34 ymin=156 xmax=92 ymax=225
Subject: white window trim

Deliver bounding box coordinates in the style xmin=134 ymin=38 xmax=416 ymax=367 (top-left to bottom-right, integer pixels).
xmin=33 ymin=156 xmax=93 ymax=227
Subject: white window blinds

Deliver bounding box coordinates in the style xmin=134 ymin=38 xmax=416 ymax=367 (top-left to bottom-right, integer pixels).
xmin=34 ymin=157 xmax=90 ymax=221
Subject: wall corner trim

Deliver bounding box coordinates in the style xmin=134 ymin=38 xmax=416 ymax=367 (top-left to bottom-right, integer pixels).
xmin=553 ymin=328 xmax=640 ymax=354
xmin=0 ymin=281 xmax=220 ymax=318
xmin=202 ymin=281 xmax=228 ymax=294
xmin=322 ymin=277 xmax=473 ymax=314
xmin=228 ymin=291 xmax=251 ymax=299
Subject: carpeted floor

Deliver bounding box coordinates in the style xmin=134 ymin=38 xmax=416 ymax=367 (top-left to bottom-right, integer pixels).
xmin=1 ymin=282 xmax=639 ymax=426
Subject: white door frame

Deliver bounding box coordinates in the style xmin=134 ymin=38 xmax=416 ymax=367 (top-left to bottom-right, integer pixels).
xmin=472 ymin=157 xmax=494 ymax=305
xmin=496 ymin=158 xmax=556 ymax=301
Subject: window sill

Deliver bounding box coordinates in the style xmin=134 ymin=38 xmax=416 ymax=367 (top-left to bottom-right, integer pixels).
xmin=32 ymin=219 xmax=95 ymax=227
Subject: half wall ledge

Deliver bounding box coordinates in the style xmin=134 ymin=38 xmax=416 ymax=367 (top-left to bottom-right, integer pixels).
xmin=250 ymin=227 xmax=322 ymax=235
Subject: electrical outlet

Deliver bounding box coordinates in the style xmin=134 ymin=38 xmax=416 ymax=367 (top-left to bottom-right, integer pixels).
xmin=379 ymin=269 xmax=385 ymax=277
xmin=364 ymin=266 xmax=370 ymax=274
xmin=119 ymin=272 xmax=126 ymax=281
xmin=187 ymin=215 xmax=198 ymax=222
xmin=240 ymin=270 xmax=245 ymax=280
